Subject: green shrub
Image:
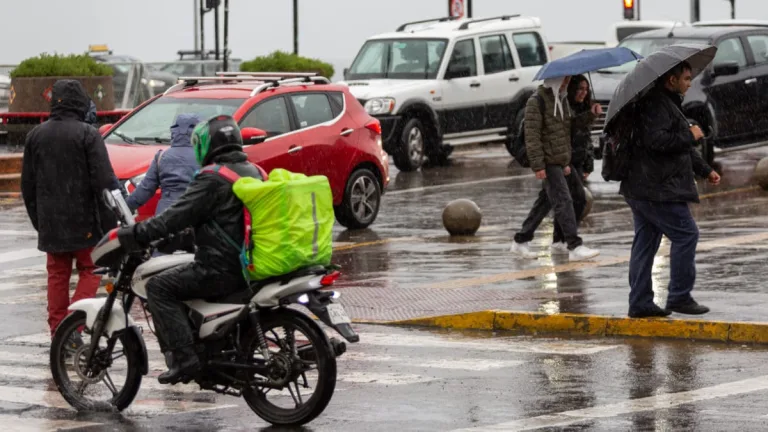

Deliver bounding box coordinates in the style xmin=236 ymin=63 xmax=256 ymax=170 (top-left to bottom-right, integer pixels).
xmin=10 ymin=53 xmax=113 ymax=78
xmin=240 ymin=51 xmax=334 ymax=79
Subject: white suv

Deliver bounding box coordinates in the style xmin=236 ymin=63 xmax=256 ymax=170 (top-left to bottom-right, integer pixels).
xmin=341 ymin=15 xmax=551 ymax=171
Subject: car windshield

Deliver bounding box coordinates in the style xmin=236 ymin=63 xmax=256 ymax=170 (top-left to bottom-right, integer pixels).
xmin=347 ymin=38 xmax=448 ymax=80
xmin=105 ymin=97 xmax=245 ymax=145
xmin=598 ymin=37 xmax=707 ymax=74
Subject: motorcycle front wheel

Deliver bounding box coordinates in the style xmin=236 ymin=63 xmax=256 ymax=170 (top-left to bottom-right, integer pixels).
xmin=50 ymin=311 xmax=144 ymax=411
xmin=241 ymin=308 xmax=337 ymax=426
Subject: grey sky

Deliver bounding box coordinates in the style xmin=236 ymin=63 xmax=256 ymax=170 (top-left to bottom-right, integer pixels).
xmin=1 ymin=0 xmax=764 ymax=79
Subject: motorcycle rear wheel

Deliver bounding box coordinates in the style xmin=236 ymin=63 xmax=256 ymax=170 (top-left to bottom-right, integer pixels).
xmin=241 ymin=308 xmax=337 ymax=426
xmin=50 ymin=311 xmax=144 ymax=411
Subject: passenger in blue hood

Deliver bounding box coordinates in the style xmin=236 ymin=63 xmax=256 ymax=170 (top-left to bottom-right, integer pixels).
xmin=126 ymin=113 xmax=202 ymax=215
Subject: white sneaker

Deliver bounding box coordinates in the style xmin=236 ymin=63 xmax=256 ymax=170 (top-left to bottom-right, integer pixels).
xmin=569 ymin=245 xmax=600 ymax=262
xmin=551 ymin=242 xmax=569 ymax=253
xmin=510 ymin=242 xmax=537 ymax=259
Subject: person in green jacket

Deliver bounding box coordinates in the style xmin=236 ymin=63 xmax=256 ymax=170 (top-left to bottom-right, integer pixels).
xmin=510 ymin=76 xmax=601 ymax=262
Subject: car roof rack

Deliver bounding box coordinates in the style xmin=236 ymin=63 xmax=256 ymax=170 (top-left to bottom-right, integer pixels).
xmin=457 ymin=15 xmax=521 ymax=30
xmin=396 ymin=16 xmax=459 ymax=32
xmin=163 ymin=73 xmax=332 ymax=96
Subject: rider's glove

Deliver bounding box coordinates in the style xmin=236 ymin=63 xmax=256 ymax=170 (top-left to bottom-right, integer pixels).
xmin=117 ymin=226 xmax=145 ymax=253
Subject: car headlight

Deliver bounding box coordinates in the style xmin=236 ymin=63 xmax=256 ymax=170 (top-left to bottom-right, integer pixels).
xmin=364 ymin=98 xmax=396 ymax=115
xmin=126 ymin=173 xmax=146 ymax=189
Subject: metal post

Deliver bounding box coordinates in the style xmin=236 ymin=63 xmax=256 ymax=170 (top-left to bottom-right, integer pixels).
xmin=293 ymin=0 xmax=299 ymax=55
xmin=193 ymin=0 xmax=199 ymax=52
xmin=467 ymin=0 xmax=472 ymax=18
xmin=731 ymin=0 xmax=736 ymax=19
xmin=636 ymin=0 xmax=641 ymax=20
xmin=214 ymin=2 xmax=220 ymax=60
xmin=690 ymin=0 xmax=700 ymax=22
xmin=223 ymin=0 xmax=229 ymax=71
xmin=199 ymin=0 xmax=205 ymax=57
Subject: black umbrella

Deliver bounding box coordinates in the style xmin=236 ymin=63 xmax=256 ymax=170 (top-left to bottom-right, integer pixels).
xmin=603 ymin=44 xmax=718 ymax=132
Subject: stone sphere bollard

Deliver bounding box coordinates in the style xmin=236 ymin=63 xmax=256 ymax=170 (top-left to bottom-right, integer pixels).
xmin=442 ymin=199 xmax=482 ymax=236
xmin=755 ymin=157 xmax=768 ymax=190
xmin=582 ymin=187 xmax=594 ymax=219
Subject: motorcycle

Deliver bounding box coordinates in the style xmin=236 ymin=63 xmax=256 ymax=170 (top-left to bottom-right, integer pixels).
xmin=49 ymin=188 xmax=358 ymax=426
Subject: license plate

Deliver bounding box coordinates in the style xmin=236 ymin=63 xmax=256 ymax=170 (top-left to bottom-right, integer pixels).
xmin=327 ymin=303 xmax=351 ymax=325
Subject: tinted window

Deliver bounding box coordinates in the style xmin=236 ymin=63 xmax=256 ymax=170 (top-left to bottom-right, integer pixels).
xmin=240 ymin=97 xmax=292 ymax=138
xmin=480 ymin=35 xmax=516 ymax=74
xmin=291 ymin=94 xmax=335 ymax=128
xmin=447 ymin=39 xmax=477 ymax=77
xmin=512 ymin=32 xmax=547 ymax=67
xmin=714 ymin=37 xmax=748 ymax=67
xmin=747 ymin=35 xmax=768 ymax=65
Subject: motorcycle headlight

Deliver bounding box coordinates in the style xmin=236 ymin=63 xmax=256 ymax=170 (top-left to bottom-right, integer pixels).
xmin=364 ymin=98 xmax=396 ymax=115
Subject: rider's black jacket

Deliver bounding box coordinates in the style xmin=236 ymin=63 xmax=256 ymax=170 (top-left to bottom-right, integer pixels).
xmin=128 ymin=150 xmax=262 ymax=273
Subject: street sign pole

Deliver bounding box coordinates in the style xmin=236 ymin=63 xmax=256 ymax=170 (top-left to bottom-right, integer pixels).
xmin=691 ymin=0 xmax=700 ymax=22
xmin=223 ymin=0 xmax=229 ymax=71
xmin=293 ymin=0 xmax=299 ymax=55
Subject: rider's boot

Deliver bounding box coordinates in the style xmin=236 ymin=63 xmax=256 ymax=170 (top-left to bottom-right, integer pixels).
xmin=158 ymin=345 xmax=201 ymax=385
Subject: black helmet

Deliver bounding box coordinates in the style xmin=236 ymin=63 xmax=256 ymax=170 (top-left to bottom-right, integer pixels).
xmin=191 ymin=114 xmax=243 ymax=166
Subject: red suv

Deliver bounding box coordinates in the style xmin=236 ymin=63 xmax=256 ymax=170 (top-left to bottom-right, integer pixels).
xmin=99 ymin=72 xmax=389 ymax=229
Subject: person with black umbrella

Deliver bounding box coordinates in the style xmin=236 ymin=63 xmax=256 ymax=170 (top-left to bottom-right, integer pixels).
xmin=615 ymin=52 xmax=721 ymax=318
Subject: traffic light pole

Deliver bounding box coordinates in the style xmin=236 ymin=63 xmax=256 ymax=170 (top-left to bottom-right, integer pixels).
xmin=691 ymin=0 xmax=700 ymax=22
xmin=293 ymin=0 xmax=299 ymax=55
xmin=223 ymin=0 xmax=229 ymax=71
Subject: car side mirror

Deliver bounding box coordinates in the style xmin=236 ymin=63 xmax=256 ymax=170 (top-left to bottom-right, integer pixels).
xmin=712 ymin=61 xmax=739 ymax=77
xmin=343 ymin=68 xmax=349 ymax=80
xmin=444 ymin=64 xmax=471 ymax=80
xmin=241 ymin=127 xmax=268 ymax=145
xmin=99 ymin=123 xmax=113 ymax=135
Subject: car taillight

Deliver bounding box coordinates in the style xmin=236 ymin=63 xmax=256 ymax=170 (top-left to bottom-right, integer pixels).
xmin=320 ymin=271 xmax=341 ymax=286
xmin=365 ymin=120 xmax=382 ymax=135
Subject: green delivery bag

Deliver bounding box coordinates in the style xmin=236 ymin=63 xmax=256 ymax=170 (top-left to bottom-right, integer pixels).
xmin=198 ymin=165 xmax=334 ymax=281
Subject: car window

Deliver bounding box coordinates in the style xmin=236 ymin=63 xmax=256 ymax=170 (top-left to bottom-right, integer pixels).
xmin=328 ymin=92 xmax=344 ymax=117
xmin=447 ymin=39 xmax=477 ymax=77
xmin=512 ymin=32 xmax=547 ymax=67
xmin=714 ymin=37 xmax=748 ymax=67
xmin=480 ymin=35 xmax=516 ymax=74
xmin=747 ymin=35 xmax=768 ymax=65
xmin=240 ymin=97 xmax=292 ymax=138
xmin=347 ymin=39 xmax=448 ymax=80
xmin=616 ymin=27 xmax=662 ymax=43
xmin=291 ymin=94 xmax=335 ymax=128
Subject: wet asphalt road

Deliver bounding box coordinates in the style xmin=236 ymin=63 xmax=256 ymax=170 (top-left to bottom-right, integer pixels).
xmin=3 ymin=143 xmax=768 ymax=429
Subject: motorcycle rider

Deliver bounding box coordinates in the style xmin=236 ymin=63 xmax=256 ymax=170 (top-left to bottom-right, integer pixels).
xmin=117 ymin=115 xmax=262 ymax=384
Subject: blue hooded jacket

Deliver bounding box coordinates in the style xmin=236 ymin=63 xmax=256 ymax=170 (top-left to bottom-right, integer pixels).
xmin=126 ymin=113 xmax=201 ymax=214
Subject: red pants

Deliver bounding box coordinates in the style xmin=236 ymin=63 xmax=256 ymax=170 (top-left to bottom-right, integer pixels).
xmin=46 ymin=248 xmax=101 ymax=336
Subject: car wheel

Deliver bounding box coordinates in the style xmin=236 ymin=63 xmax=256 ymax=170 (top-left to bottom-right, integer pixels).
xmin=335 ymin=168 xmax=381 ymax=230
xmin=505 ymin=109 xmax=525 ymax=158
xmin=392 ymin=118 xmax=425 ymax=172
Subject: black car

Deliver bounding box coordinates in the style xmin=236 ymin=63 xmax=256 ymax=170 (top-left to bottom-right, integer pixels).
xmin=590 ymin=26 xmax=768 ymax=164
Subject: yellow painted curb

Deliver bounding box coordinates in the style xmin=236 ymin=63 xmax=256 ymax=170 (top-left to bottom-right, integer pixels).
xmin=388 ymin=310 xmax=768 ymax=344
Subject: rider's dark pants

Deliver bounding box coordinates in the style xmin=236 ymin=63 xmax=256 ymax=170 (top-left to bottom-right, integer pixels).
xmin=146 ymin=261 xmax=247 ymax=353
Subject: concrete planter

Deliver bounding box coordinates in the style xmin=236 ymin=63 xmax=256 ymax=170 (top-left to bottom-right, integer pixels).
xmin=9 ymin=76 xmax=115 ymax=112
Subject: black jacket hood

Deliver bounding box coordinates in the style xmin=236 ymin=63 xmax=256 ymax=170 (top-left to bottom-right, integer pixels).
xmin=50 ymin=80 xmax=90 ymax=121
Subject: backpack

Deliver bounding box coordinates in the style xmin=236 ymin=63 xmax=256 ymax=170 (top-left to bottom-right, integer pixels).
xmin=601 ymin=106 xmax=636 ymax=182
xmin=509 ymin=93 xmax=545 ymax=168
xmin=197 ymin=164 xmax=334 ymax=282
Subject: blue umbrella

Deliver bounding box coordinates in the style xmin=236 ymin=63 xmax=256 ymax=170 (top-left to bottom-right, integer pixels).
xmin=533 ymin=47 xmax=643 ymax=81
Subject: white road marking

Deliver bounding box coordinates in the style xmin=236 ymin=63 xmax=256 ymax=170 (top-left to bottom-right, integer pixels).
xmin=0 ymin=265 xmax=45 ymax=280
xmin=387 ymin=173 xmax=533 ymax=196
xmin=0 ymin=350 xmax=168 ymax=373
xmin=0 ymin=278 xmax=46 ymax=292
xmin=357 ymin=332 xmax=618 ymax=356
xmin=0 ymin=249 xmax=45 ymax=265
xmin=451 ymin=375 xmax=768 ymax=431
xmin=0 ymin=230 xmax=37 ymax=237
xmin=0 ymin=385 xmax=236 ymax=415
xmin=0 ymin=414 xmax=100 ymax=431
xmin=340 ymin=352 xmax=525 ymax=371
xmin=337 ymin=371 xmax=437 ymax=385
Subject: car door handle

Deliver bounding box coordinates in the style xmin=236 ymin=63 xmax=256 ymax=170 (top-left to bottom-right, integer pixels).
xmin=508 ymin=76 xmax=520 ymax=82
xmin=470 ymin=82 xmax=481 ymax=88
xmin=745 ymin=78 xmax=758 ymax=85
xmin=287 ymin=145 xmax=303 ymax=154
xmin=340 ymin=128 xmax=354 ymax=137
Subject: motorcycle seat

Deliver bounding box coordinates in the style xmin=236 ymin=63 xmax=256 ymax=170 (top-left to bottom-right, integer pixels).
xmin=249 ymin=265 xmax=328 ymax=291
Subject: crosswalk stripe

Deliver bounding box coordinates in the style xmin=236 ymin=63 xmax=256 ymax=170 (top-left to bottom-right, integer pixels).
xmin=339 ymin=352 xmax=525 ymax=371
xmin=0 ymin=414 xmax=101 ymax=431
xmin=0 ymin=249 xmax=45 ymax=265
xmin=0 ymin=385 xmax=237 ymax=415
xmin=0 ymin=349 xmax=168 ymax=371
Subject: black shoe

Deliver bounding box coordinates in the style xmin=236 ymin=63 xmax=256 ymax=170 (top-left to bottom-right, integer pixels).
xmin=666 ymin=300 xmax=710 ymax=315
xmin=628 ymin=305 xmax=672 ymax=318
xmin=158 ymin=348 xmax=201 ymax=385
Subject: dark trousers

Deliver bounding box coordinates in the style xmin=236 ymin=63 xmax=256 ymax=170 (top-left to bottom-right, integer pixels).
xmin=514 ymin=165 xmax=584 ymax=250
xmin=146 ymin=262 xmax=247 ymax=352
xmin=626 ymin=198 xmax=699 ymax=311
